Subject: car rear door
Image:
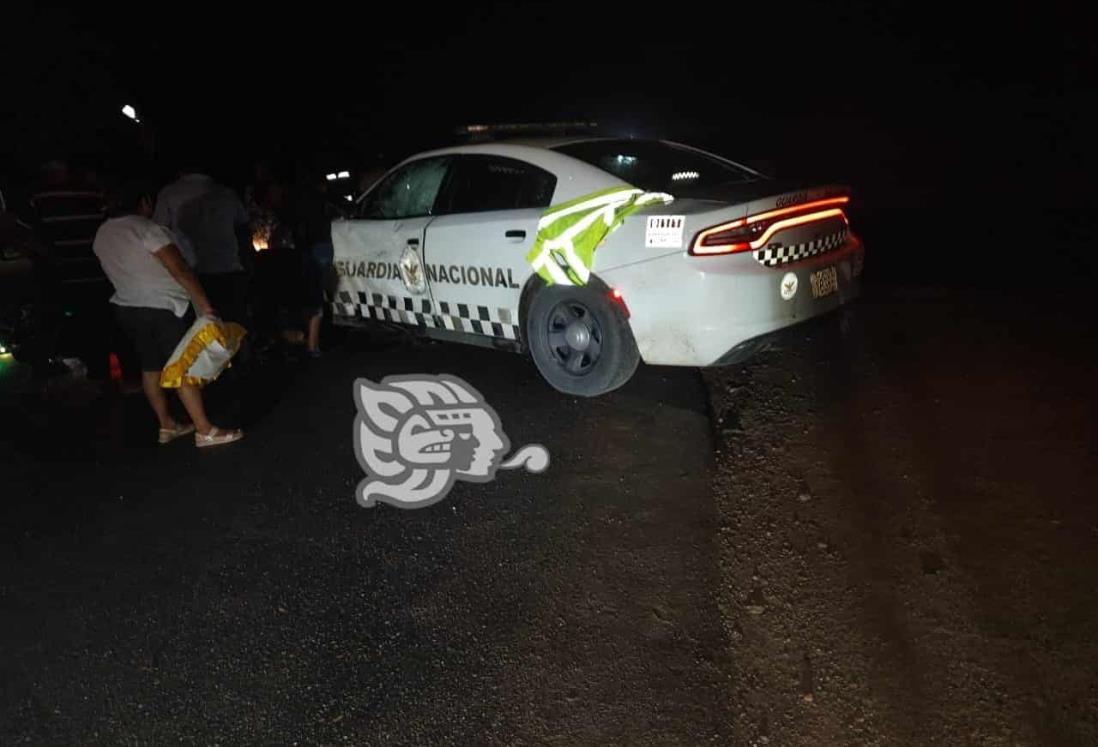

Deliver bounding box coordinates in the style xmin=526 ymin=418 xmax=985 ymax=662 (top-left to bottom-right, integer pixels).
xmin=422 ymin=155 xmax=557 ymax=342
xmin=331 ymin=156 xmax=449 ymax=325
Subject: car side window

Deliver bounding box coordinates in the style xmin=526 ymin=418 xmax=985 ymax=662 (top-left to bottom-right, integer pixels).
xmin=358 ymin=157 xmax=449 ymax=220
xmin=440 ymin=156 xmax=557 ymax=214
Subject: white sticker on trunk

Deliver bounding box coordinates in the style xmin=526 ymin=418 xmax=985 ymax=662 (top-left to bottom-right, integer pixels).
xmin=645 ymin=215 xmax=685 ymax=249
xmin=780 ymin=272 xmax=798 ymax=301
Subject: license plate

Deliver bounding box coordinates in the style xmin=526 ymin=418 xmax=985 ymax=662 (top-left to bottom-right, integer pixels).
xmin=810 ymin=266 xmax=838 ymax=299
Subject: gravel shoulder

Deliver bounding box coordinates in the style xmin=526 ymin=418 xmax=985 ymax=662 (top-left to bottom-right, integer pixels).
xmin=704 ymin=288 xmax=1098 ymax=746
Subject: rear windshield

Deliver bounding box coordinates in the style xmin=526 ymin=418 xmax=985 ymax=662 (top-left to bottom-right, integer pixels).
xmin=554 ymin=139 xmax=760 ymax=197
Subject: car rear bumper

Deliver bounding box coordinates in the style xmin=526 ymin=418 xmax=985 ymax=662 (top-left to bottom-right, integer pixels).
xmin=709 ymin=300 xmax=857 ymax=366
xmin=599 ymin=235 xmax=864 ymax=366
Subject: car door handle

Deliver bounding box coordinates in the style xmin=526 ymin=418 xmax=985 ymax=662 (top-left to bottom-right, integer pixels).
xmin=407 ymin=238 xmax=420 ymax=246
xmin=505 ymin=230 xmax=526 ymax=240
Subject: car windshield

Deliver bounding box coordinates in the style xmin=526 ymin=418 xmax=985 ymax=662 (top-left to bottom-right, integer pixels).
xmin=554 ymin=140 xmax=760 ymax=197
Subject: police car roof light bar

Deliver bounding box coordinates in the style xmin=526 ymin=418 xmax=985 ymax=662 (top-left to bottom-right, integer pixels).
xmin=455 ymin=122 xmax=600 ymax=141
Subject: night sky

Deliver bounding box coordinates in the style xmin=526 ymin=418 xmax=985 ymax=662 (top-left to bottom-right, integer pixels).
xmin=4 ymin=2 xmax=1094 ymax=280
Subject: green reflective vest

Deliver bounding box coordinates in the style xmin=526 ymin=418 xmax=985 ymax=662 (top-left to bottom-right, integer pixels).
xmin=527 ymin=187 xmax=673 ymax=286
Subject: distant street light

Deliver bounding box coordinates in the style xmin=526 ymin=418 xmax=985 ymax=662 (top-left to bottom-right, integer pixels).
xmin=121 ymin=104 xmax=140 ymax=123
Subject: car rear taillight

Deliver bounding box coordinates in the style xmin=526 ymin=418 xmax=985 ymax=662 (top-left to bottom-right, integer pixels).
xmin=689 ymin=196 xmax=850 ymax=256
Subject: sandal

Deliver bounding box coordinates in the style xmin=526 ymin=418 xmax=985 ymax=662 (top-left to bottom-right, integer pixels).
xmin=159 ymin=422 xmax=196 ymax=444
xmin=195 ymin=426 xmax=244 ymax=448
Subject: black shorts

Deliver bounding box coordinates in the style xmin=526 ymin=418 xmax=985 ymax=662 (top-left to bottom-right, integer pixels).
xmin=113 ymin=305 xmax=193 ymax=372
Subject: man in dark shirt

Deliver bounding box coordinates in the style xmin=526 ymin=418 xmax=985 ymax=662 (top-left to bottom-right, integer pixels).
xmin=295 ymin=178 xmax=347 ymax=356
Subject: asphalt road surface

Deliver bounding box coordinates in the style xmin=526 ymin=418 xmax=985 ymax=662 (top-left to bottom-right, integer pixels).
xmin=2 ymin=285 xmax=1096 ymax=745
xmin=1 ymin=328 xmax=732 ymax=745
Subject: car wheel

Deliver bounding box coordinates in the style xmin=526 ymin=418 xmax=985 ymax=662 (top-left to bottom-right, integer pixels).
xmin=526 ymin=283 xmax=640 ymax=397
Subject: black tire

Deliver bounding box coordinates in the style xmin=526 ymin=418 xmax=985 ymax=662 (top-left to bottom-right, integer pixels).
xmin=526 ymin=282 xmax=640 ymax=397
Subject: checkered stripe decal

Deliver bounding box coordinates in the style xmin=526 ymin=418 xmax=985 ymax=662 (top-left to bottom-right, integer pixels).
xmin=333 ymin=291 xmax=521 ymax=340
xmin=753 ymin=229 xmax=848 ymax=268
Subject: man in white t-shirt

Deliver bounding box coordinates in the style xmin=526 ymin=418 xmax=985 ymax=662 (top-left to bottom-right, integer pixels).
xmin=94 ymin=180 xmax=243 ymax=448
xmin=154 ymin=170 xmax=250 ymax=322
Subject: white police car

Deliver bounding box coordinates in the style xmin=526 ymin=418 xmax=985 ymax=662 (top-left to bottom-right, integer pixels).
xmin=331 ymin=134 xmax=864 ymax=396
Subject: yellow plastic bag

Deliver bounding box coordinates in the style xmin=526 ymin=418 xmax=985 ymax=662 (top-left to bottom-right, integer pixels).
xmin=160 ymin=315 xmax=247 ymax=388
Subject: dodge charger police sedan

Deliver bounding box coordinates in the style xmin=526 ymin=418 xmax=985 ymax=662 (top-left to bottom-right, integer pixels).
xmin=331 ymin=135 xmax=864 ymax=396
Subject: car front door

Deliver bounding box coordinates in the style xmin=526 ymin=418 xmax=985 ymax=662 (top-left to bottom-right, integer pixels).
xmin=331 ymin=156 xmax=449 ymax=325
xmin=423 ymin=155 xmax=557 ymax=342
